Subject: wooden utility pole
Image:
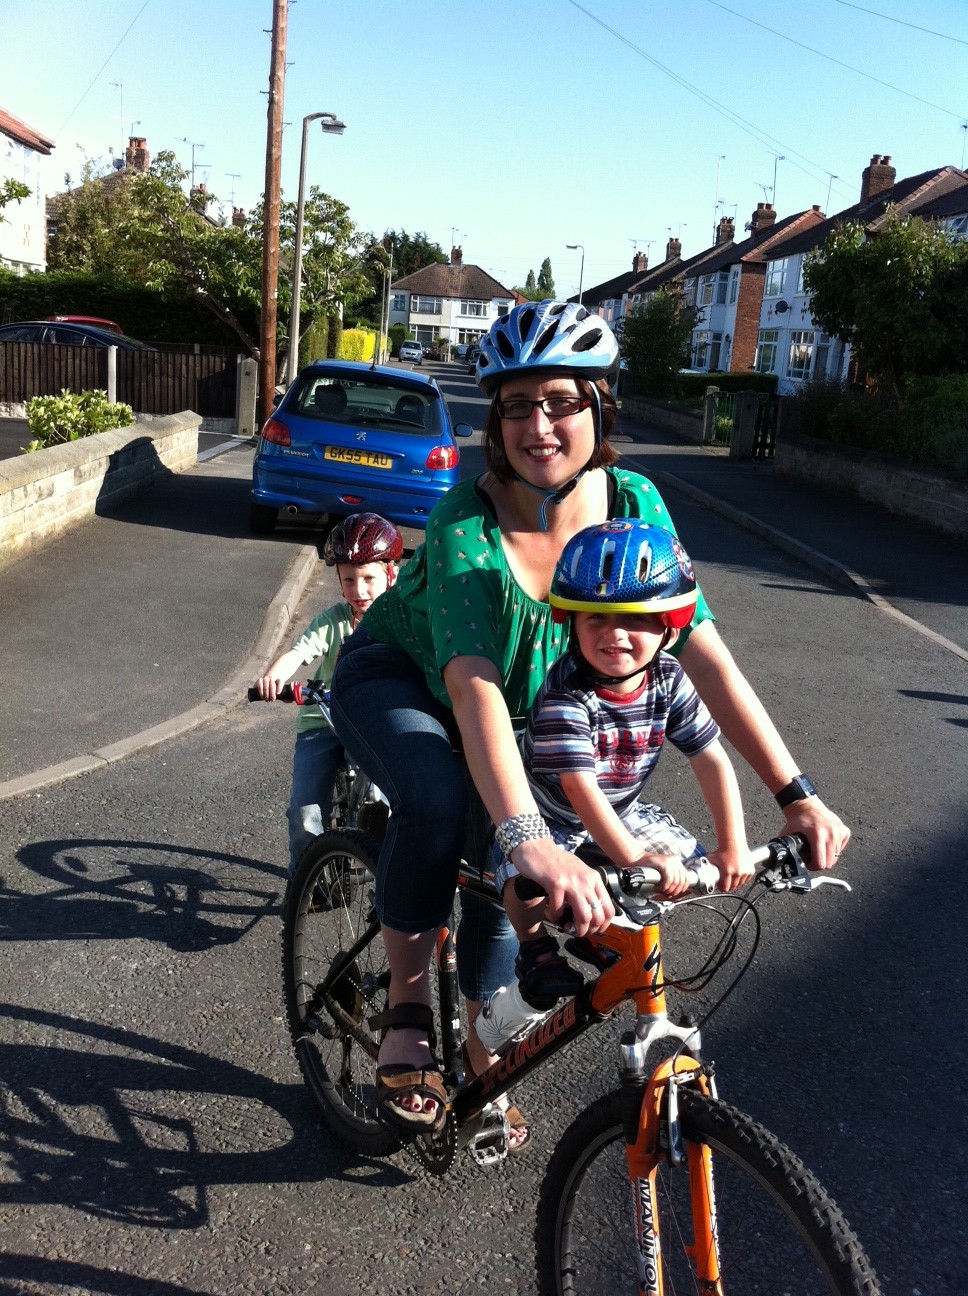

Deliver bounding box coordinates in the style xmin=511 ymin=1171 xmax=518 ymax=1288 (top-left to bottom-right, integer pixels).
xmin=259 ymin=0 xmax=287 ymax=425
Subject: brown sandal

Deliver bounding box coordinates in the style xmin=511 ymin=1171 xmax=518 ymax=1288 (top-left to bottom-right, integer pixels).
xmin=370 ymin=1002 xmax=447 ymax=1134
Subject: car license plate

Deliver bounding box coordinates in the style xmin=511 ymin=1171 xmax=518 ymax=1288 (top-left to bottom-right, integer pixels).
xmin=324 ymin=445 xmax=392 ymax=469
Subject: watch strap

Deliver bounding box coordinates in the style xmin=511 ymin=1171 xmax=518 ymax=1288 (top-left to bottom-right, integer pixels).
xmin=775 ymin=774 xmax=818 ymax=809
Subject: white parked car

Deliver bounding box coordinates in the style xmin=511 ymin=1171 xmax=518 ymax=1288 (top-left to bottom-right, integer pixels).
xmin=398 ymin=341 xmax=423 ymax=365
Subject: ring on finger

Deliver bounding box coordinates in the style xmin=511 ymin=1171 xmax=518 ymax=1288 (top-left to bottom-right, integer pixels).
xmin=589 ymin=900 xmax=600 ymax=911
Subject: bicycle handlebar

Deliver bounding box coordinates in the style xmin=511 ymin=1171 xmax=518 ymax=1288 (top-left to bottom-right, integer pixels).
xmin=246 ymin=681 xmax=329 ymax=706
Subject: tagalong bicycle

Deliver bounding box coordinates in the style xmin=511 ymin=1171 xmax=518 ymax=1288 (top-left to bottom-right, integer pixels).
xmin=274 ymin=689 xmax=882 ymax=1295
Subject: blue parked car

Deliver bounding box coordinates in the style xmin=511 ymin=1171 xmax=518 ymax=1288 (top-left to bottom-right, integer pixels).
xmin=250 ymin=361 xmax=473 ymax=534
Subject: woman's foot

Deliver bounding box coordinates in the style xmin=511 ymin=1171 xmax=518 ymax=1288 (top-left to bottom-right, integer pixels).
xmin=462 ymin=1032 xmax=530 ymax=1155
xmin=370 ymin=1003 xmax=447 ymax=1133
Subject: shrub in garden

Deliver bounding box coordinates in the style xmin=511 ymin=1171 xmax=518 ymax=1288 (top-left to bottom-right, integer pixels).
xmin=23 ymin=389 xmax=134 ymax=453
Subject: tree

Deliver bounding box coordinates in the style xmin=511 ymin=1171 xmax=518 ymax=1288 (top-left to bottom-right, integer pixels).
xmin=619 ymin=288 xmax=699 ymax=398
xmin=352 ymin=229 xmax=447 ymax=328
xmin=537 ymin=257 xmax=555 ymax=299
xmin=804 ymin=214 xmax=968 ymax=406
xmin=1 ymin=178 xmax=30 ymax=217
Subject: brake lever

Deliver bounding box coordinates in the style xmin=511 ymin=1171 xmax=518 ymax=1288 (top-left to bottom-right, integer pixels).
xmin=759 ymin=836 xmax=851 ymax=894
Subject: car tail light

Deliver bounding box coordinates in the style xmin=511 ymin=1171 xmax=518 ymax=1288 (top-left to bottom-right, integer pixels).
xmin=261 ymin=418 xmax=291 ymax=446
xmin=425 ymin=445 xmax=459 ymax=470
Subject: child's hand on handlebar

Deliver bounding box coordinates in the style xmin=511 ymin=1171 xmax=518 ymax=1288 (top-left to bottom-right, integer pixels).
xmin=253 ymin=673 xmax=288 ymax=701
xmin=706 ymin=844 xmax=755 ymax=893
xmin=634 ymin=852 xmax=692 ymax=900
xmin=511 ymin=838 xmax=616 ymax=935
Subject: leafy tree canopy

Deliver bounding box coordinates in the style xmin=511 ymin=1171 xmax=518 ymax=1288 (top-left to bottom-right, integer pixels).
xmin=619 ymin=287 xmax=699 ymax=399
xmin=804 ymin=213 xmax=968 ymax=405
xmin=1 ymin=178 xmax=30 ymax=217
xmin=537 ymin=257 xmax=555 ymax=298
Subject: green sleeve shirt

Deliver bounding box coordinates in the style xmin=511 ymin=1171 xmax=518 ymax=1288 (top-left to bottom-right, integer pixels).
xmin=361 ymin=467 xmax=714 ymax=717
xmin=290 ymin=601 xmax=354 ymax=733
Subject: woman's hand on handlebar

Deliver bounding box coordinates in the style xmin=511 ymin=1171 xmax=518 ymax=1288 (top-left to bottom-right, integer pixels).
xmin=511 ymin=838 xmax=616 ymax=935
xmin=781 ymin=798 xmax=850 ymax=872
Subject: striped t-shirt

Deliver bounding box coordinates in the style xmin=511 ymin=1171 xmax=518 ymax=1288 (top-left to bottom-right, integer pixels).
xmin=523 ymin=651 xmax=720 ymax=826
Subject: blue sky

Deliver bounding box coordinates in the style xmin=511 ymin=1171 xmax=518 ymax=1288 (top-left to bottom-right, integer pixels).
xmin=4 ymin=0 xmax=967 ymax=296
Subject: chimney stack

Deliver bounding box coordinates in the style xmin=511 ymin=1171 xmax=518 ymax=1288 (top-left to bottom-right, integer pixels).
xmin=748 ymin=202 xmax=777 ymax=237
xmin=860 ymin=154 xmax=896 ymax=206
xmin=716 ymin=216 xmax=735 ymax=246
xmin=232 ymin=207 xmax=246 ymax=229
xmin=632 ymin=250 xmax=649 ymax=273
xmin=450 ymin=245 xmax=463 ymax=266
xmin=125 ymin=136 xmax=149 ymax=173
xmin=665 ymin=236 xmax=682 ymax=261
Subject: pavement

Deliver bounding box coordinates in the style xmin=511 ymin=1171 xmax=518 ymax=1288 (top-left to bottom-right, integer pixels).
xmin=1 ymin=415 xmax=965 ymax=801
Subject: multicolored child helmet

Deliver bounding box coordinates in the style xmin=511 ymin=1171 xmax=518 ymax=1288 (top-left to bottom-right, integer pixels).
xmin=323 ymin=512 xmax=404 ymax=566
xmin=549 ymin=520 xmax=698 ymax=628
xmin=475 ymin=300 xmax=620 ymax=397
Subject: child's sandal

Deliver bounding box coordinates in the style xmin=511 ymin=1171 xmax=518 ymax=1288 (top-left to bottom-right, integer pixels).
xmin=515 ymin=933 xmax=585 ymax=1008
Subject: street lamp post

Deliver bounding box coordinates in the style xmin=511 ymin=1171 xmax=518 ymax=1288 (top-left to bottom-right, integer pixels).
xmin=287 ymin=111 xmax=346 ymax=388
xmin=566 ymin=243 xmax=585 ymax=305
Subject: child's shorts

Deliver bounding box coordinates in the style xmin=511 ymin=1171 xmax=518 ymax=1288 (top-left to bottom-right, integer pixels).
xmin=491 ymin=802 xmax=706 ymax=896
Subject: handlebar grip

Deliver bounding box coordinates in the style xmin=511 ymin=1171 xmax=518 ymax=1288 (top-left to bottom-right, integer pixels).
xmin=246 ymin=683 xmax=301 ymax=703
xmin=514 ymin=875 xmax=546 ymax=902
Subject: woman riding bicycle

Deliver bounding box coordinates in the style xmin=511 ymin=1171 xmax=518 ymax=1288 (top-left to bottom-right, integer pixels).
xmin=329 ymin=299 xmax=850 ymax=1139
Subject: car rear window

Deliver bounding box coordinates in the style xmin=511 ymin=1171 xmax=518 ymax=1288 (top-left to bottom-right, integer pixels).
xmin=292 ymin=377 xmax=442 ymax=434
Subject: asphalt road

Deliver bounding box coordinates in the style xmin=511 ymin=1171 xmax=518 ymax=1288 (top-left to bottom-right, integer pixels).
xmin=2 ymin=383 xmax=965 ymax=1293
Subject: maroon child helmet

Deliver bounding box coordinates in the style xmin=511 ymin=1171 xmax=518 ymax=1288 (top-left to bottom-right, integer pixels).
xmin=323 ymin=513 xmax=404 ymax=567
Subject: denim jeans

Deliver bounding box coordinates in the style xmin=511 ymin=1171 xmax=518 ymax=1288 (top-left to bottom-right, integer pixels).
xmin=330 ymin=630 xmax=518 ymax=1001
xmin=287 ymin=724 xmax=343 ymax=875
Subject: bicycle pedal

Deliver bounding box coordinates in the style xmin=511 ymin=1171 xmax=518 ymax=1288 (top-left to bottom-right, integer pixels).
xmin=564 ymin=935 xmax=620 ymax=972
xmin=465 ymin=1106 xmax=510 ymax=1167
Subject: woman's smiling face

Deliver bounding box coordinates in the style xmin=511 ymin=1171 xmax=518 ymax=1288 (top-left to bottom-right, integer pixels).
xmin=497 ymin=375 xmax=596 ymax=489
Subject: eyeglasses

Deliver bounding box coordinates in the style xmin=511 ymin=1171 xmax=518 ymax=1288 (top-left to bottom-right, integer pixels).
xmin=495 ymin=395 xmax=592 ymax=421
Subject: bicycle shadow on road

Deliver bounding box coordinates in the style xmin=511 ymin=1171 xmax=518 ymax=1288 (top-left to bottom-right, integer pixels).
xmin=0 ymin=1003 xmax=411 ymax=1233
xmin=0 ymin=1254 xmax=217 ymax=1296
xmin=1 ymin=838 xmax=285 ymax=951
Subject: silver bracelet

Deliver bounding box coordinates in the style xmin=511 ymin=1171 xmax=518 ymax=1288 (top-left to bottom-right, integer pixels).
xmin=495 ymin=812 xmax=552 ymax=858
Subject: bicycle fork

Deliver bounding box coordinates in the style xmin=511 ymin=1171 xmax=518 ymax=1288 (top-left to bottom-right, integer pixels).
xmin=620 ymin=1019 xmax=723 ymax=1296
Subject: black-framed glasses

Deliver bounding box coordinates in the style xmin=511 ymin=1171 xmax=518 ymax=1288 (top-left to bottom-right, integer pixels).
xmin=495 ymin=395 xmax=592 ymax=420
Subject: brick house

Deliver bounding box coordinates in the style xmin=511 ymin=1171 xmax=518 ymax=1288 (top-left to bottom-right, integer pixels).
xmin=388 ymin=246 xmax=515 ymax=350
xmin=749 ymin=155 xmax=968 ymax=393
xmin=0 ymin=106 xmax=54 ymax=274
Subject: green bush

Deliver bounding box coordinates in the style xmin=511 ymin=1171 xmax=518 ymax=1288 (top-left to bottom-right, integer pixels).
xmin=388 ymin=323 xmax=407 ymax=358
xmin=338 ymin=327 xmax=376 ymax=362
xmin=23 ymin=389 xmax=134 ymax=453
xmin=786 ymin=374 xmax=968 ymax=482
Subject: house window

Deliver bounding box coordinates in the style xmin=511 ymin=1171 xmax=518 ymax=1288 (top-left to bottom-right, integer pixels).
xmin=787 ymin=330 xmax=815 ymax=381
xmin=795 ymin=260 xmax=807 ymax=295
xmin=460 ymin=299 xmax=486 ymax=317
xmin=764 ymin=259 xmax=787 ymax=297
xmin=693 ymin=331 xmax=710 ymax=368
xmin=708 ymin=332 xmax=723 ymax=369
xmin=755 ymin=329 xmax=780 ymax=373
xmin=392 ymin=293 xmax=406 ymax=312
xmin=497 ymin=303 xmax=509 ymax=317
xmin=715 ymin=272 xmax=729 ymax=305
xmin=813 ymin=332 xmax=832 ymax=381
xmin=699 ymin=276 xmax=714 ymax=306
xmin=728 ymin=268 xmax=739 ymax=304
xmin=946 ymin=213 xmax=968 ymax=240
xmin=411 ymin=295 xmax=442 ymax=315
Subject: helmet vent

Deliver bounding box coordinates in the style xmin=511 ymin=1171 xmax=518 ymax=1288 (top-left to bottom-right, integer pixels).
xmin=600 ymin=545 xmax=616 ymax=581
xmin=496 ymin=328 xmax=516 ymax=359
xmin=637 ymin=543 xmax=654 ymax=583
xmin=518 ymin=307 xmax=537 ymax=340
xmin=533 ymin=321 xmax=560 ymax=356
xmin=549 ymin=302 xmax=568 ymax=317
xmin=573 ymin=328 xmax=604 ymax=353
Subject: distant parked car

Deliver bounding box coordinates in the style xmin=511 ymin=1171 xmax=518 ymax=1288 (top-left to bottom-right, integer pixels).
xmin=46 ymin=314 xmax=123 ymax=334
xmin=0 ymin=320 xmax=152 ymax=350
xmin=421 ymin=343 xmax=436 ymax=359
xmin=250 ymin=360 xmax=473 ymax=534
xmin=465 ymin=344 xmax=482 ymax=374
xmin=398 ymin=340 xmax=423 ymax=365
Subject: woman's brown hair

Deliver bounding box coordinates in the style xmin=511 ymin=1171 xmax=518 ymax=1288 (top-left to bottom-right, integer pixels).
xmin=481 ymin=377 xmax=619 ymax=483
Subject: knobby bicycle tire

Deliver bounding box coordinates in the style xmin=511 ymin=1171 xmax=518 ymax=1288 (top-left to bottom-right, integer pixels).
xmin=536 ymin=1088 xmax=883 ymax=1296
xmin=281 ymin=829 xmax=402 ymax=1156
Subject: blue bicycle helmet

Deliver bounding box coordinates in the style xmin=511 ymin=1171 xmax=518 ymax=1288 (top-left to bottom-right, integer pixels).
xmin=476 ymin=301 xmax=619 ymax=397
xmin=550 ymin=521 xmax=698 ymax=629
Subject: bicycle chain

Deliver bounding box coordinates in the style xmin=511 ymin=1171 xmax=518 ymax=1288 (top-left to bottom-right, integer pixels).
xmin=409 ymin=1111 xmax=457 ymax=1175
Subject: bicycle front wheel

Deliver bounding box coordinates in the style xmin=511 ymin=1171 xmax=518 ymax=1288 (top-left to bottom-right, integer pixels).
xmin=281 ymin=829 xmax=401 ymax=1156
xmin=536 ymin=1088 xmax=882 ymax=1296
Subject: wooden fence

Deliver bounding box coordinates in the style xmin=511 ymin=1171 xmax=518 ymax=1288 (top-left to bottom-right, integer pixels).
xmin=0 ymin=342 xmax=243 ymax=417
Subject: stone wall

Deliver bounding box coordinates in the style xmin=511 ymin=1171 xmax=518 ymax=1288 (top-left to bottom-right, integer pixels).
xmin=0 ymin=412 xmax=200 ymax=569
xmin=620 ymin=394 xmax=704 ymax=443
xmin=775 ymin=428 xmax=968 ymax=540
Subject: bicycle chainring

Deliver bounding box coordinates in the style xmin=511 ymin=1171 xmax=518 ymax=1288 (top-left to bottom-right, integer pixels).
xmin=409 ymin=1110 xmax=457 ymax=1176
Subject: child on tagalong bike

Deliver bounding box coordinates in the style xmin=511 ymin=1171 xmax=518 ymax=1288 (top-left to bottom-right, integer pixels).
xmin=493 ymin=519 xmax=754 ymax=1009
xmin=253 ymin=513 xmax=403 ymax=874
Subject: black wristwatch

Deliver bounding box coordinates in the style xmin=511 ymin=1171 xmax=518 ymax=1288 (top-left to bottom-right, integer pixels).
xmin=775 ymin=775 xmax=818 ymax=809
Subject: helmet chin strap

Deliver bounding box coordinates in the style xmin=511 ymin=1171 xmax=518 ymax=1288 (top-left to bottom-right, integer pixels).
xmin=511 ymin=383 xmax=604 ymax=533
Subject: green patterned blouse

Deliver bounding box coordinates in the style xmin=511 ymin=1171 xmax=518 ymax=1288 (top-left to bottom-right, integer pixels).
xmin=360 ymin=467 xmax=714 ymax=714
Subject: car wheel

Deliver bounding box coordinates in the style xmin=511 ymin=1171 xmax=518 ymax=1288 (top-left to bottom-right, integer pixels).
xmin=250 ymin=502 xmax=278 ymax=534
